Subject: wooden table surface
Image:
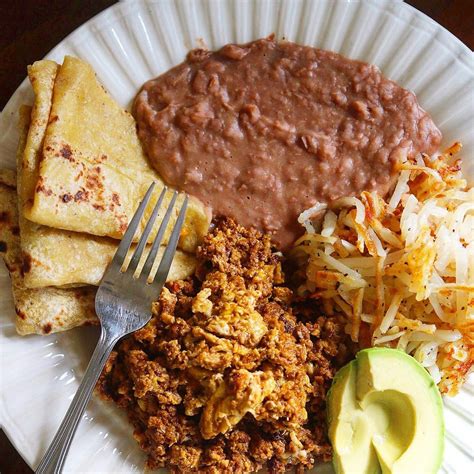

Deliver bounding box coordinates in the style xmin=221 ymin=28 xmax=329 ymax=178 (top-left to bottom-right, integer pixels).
xmin=0 ymin=1 xmax=472 ymax=472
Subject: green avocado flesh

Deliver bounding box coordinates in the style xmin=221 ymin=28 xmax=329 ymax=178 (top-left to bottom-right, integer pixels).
xmin=327 ymin=348 xmax=444 ymax=474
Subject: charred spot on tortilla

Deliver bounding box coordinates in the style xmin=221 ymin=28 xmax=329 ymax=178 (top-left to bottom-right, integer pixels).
xmin=21 ymin=253 xmax=32 ymax=275
xmin=119 ymin=221 xmax=128 ymax=233
xmin=35 ymin=177 xmax=53 ymax=196
xmin=42 ymin=323 xmax=52 ymax=334
xmin=0 ymin=240 xmax=7 ymax=252
xmin=15 ymin=307 xmax=26 ymax=320
xmin=93 ymin=203 xmax=106 ymax=212
xmin=74 ymin=189 xmax=88 ymax=202
xmin=60 ymin=144 xmax=74 ymax=161
xmin=85 ymin=169 xmax=103 ymax=190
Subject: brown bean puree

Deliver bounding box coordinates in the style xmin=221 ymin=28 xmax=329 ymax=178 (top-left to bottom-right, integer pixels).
xmin=134 ymin=38 xmax=441 ymax=249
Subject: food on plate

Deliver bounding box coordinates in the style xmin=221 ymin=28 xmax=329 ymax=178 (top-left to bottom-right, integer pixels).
xmin=0 ymin=105 xmax=196 ymax=335
xmin=327 ymin=348 xmax=444 ymax=474
xmin=0 ymin=34 xmax=470 ymax=473
xmin=0 ymin=168 xmax=96 ymax=335
xmin=134 ymin=37 xmax=441 ymax=249
xmin=17 ymin=75 xmax=117 ymax=288
xmin=24 ymin=56 xmax=210 ymax=253
xmin=17 ymin=61 xmax=199 ymax=289
xmin=98 ymin=218 xmax=354 ymax=472
xmin=22 ymin=60 xmax=58 ymax=199
xmin=294 ymin=147 xmax=473 ymax=395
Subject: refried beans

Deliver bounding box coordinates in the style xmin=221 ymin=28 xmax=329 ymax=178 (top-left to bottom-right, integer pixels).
xmin=134 ymin=37 xmax=441 ymax=249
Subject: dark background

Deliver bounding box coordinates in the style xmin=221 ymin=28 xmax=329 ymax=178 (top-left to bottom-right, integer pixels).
xmin=0 ymin=1 xmax=472 ymax=472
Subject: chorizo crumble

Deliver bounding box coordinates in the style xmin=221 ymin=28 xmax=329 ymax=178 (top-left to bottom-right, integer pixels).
xmin=98 ymin=218 xmax=353 ymax=473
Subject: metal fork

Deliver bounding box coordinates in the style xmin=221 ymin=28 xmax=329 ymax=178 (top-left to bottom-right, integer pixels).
xmin=35 ymin=183 xmax=188 ymax=474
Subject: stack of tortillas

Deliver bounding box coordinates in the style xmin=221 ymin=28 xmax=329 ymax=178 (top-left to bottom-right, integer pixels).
xmin=0 ymin=57 xmax=210 ymax=335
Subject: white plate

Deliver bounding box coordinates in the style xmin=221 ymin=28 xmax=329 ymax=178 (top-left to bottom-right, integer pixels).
xmin=0 ymin=0 xmax=473 ymax=472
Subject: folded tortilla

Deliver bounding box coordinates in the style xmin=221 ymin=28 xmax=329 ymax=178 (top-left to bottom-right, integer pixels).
xmin=24 ymin=56 xmax=210 ymax=253
xmin=18 ymin=63 xmax=119 ymax=288
xmin=0 ymin=171 xmax=195 ymax=334
xmin=0 ymin=91 xmax=199 ymax=333
xmin=0 ymin=169 xmax=97 ymax=335
xmin=18 ymin=62 xmax=197 ymax=288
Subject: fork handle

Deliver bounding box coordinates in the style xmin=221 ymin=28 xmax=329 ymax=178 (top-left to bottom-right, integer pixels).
xmin=35 ymin=329 xmax=119 ymax=474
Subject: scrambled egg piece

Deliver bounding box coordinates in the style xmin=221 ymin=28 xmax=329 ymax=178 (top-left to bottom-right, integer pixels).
xmin=200 ymin=369 xmax=276 ymax=439
xmin=98 ymin=218 xmax=353 ymax=473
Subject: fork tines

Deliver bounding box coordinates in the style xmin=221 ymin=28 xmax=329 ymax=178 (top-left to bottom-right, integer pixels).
xmin=109 ymin=183 xmax=188 ymax=284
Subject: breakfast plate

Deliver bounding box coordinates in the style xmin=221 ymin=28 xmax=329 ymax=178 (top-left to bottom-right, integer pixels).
xmin=0 ymin=0 xmax=473 ymax=472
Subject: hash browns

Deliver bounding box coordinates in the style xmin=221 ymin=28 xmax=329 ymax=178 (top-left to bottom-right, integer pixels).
xmin=294 ymin=146 xmax=473 ymax=396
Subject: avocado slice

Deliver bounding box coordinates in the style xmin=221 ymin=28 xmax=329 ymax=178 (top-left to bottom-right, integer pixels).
xmin=327 ymin=348 xmax=444 ymax=474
